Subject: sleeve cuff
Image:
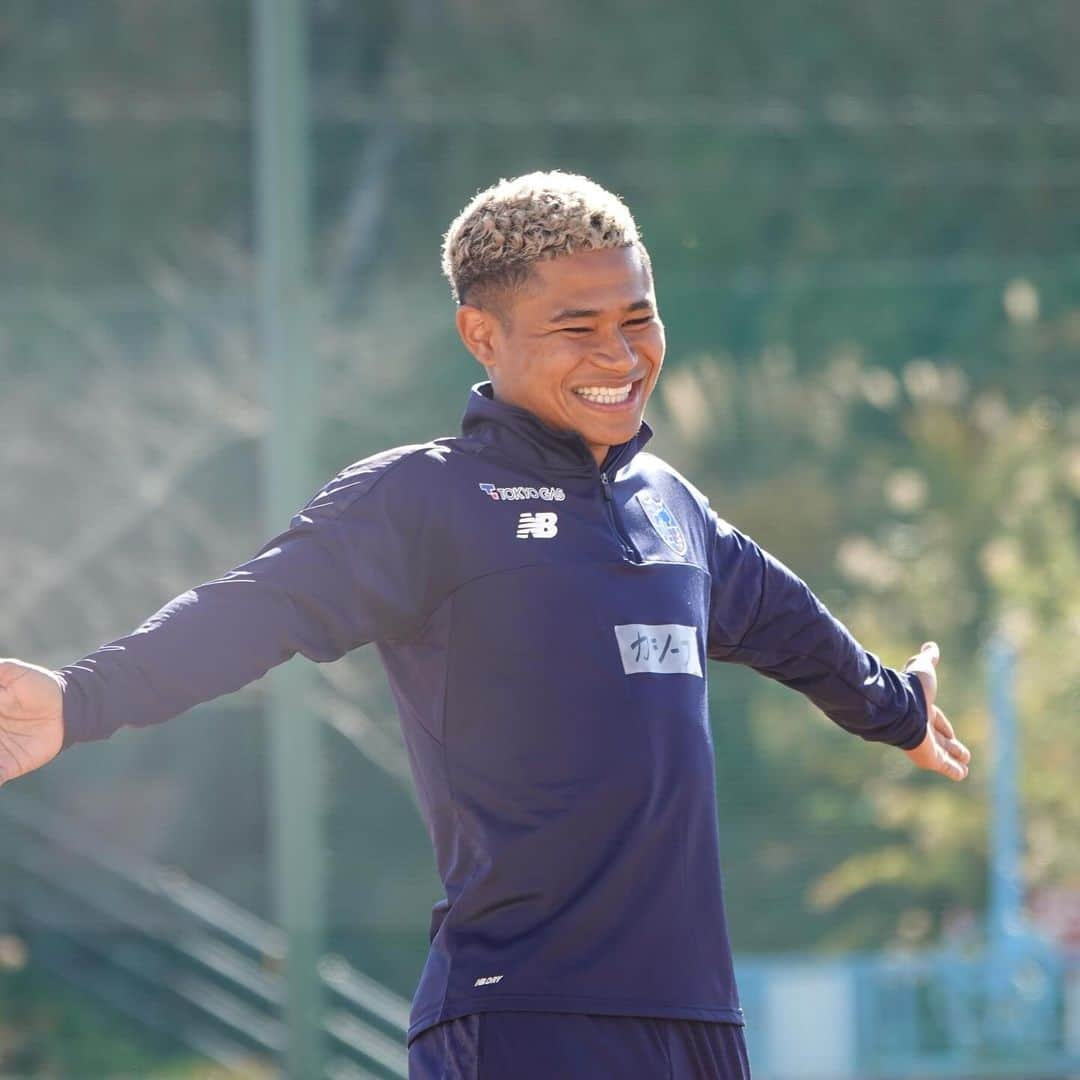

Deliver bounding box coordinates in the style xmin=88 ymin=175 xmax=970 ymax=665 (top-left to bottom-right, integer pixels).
xmin=55 ymin=662 xmax=103 ymax=751
xmin=893 ymin=669 xmax=929 ymax=750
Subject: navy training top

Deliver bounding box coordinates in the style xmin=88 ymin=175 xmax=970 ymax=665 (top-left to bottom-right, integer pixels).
xmin=58 ymin=381 xmax=928 ymax=1045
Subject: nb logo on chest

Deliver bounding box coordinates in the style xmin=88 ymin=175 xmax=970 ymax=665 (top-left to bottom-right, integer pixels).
xmin=516 ymin=512 xmax=559 ymax=540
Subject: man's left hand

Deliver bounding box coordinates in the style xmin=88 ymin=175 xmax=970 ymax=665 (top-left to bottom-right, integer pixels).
xmin=902 ymin=641 xmax=971 ymax=782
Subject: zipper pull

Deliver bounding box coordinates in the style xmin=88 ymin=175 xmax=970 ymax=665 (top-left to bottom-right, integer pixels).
xmin=600 ymin=472 xmax=613 ymax=501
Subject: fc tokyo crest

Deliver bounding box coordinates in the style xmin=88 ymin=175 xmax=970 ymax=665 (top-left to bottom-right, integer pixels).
xmin=637 ymin=490 xmax=688 ymax=557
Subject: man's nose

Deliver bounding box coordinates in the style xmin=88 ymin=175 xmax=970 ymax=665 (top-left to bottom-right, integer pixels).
xmin=594 ymin=329 xmax=636 ymax=369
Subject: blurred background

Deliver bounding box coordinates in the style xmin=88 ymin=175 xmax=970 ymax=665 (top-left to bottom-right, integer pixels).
xmin=1 ymin=1 xmax=1078 ymax=1077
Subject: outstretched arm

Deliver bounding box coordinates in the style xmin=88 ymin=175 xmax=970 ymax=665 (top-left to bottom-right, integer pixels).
xmin=0 ymin=449 xmax=436 ymax=785
xmin=0 ymin=515 xmax=364 ymax=788
xmin=707 ymin=517 xmax=970 ymax=781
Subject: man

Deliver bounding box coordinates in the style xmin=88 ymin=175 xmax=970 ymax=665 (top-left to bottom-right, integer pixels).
xmin=0 ymin=171 xmax=970 ymax=1078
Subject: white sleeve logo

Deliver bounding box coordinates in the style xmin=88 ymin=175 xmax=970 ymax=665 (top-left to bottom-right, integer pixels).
xmin=614 ymin=624 xmax=703 ymax=677
xmin=516 ymin=512 xmax=558 ymax=539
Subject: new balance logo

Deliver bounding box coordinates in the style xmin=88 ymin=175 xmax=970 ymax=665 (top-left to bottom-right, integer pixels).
xmin=516 ymin=512 xmax=558 ymax=539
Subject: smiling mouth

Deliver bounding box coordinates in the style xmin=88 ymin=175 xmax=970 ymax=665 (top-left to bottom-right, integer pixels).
xmin=572 ymin=378 xmax=643 ymax=409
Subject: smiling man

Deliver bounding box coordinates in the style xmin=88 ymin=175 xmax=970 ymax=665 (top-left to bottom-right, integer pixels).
xmin=452 ymin=241 xmax=664 ymax=468
xmin=0 ymin=172 xmax=970 ymax=1079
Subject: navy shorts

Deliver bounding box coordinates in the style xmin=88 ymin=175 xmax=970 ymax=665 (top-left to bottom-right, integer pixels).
xmin=408 ymin=1011 xmax=752 ymax=1079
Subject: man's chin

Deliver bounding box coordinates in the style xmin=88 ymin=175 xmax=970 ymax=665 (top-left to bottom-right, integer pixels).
xmin=560 ymin=394 xmax=649 ymax=449
xmin=578 ymin=415 xmax=644 ymax=449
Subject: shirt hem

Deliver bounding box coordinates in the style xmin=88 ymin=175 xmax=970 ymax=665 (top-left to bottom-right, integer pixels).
xmin=407 ymin=994 xmax=745 ymax=1045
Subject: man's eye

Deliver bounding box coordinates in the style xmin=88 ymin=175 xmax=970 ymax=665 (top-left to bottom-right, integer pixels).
xmin=561 ymin=326 xmax=592 ymax=334
xmin=625 ymin=316 xmax=653 ymax=328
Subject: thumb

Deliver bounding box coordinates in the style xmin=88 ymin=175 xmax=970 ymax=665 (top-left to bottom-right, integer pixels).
xmin=904 ymin=641 xmax=940 ymax=707
xmin=0 ymin=658 xmax=36 ymax=696
xmin=0 ymin=660 xmax=22 ymax=703
xmin=0 ymin=658 xmax=63 ymax=712
xmin=905 ymin=641 xmax=939 ymax=668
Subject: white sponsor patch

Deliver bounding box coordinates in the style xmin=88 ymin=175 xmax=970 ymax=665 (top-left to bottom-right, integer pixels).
xmin=474 ymin=974 xmax=504 ymax=987
xmin=614 ymin=624 xmax=702 ymax=677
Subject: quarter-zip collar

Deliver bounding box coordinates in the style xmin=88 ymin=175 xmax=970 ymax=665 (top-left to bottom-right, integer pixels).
xmin=460 ymin=381 xmax=653 ymax=477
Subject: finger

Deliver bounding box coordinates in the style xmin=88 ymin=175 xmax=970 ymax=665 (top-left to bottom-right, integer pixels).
xmin=940 ymin=755 xmax=966 ymax=781
xmin=950 ymin=758 xmax=968 ymax=781
xmin=935 ymin=727 xmax=971 ymax=764
xmin=932 ymin=706 xmax=955 ymax=741
xmin=921 ymin=641 xmax=940 ymax=667
xmin=939 ymin=745 xmax=968 ymax=781
xmin=950 ymin=739 xmax=972 ymax=765
xmin=930 ymin=708 xmax=969 ymax=763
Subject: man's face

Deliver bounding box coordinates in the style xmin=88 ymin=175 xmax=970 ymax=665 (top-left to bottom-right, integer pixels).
xmin=456 ymin=246 xmax=665 ymax=467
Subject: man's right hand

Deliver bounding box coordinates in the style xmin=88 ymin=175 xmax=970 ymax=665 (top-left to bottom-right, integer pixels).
xmin=0 ymin=659 xmax=65 ymax=787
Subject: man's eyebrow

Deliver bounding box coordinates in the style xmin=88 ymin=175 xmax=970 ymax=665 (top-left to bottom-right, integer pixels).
xmin=548 ymin=299 xmax=654 ymax=324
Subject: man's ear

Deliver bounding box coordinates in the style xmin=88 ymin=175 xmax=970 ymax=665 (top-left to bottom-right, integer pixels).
xmin=456 ymin=305 xmax=500 ymax=372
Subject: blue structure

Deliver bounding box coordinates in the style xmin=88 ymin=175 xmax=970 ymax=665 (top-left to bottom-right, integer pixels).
xmin=736 ymin=943 xmax=1079 ymax=1078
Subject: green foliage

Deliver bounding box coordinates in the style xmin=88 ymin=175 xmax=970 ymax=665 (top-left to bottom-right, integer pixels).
xmin=650 ymin=329 xmax=1080 ymax=951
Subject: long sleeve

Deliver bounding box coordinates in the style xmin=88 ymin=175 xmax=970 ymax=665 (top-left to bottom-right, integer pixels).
xmin=58 ymin=446 xmax=437 ymax=749
xmin=705 ymin=513 xmax=927 ymax=750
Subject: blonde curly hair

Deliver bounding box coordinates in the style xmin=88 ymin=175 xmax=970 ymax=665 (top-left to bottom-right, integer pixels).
xmin=441 ymin=170 xmax=647 ymax=310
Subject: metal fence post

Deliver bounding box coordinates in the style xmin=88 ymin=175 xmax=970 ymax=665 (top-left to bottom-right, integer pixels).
xmin=253 ymin=0 xmax=325 ymax=1075
xmin=988 ymin=634 xmax=1022 ymax=950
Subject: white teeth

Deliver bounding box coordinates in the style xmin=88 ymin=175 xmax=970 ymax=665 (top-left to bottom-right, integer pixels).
xmin=574 ymin=383 xmax=633 ymax=404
